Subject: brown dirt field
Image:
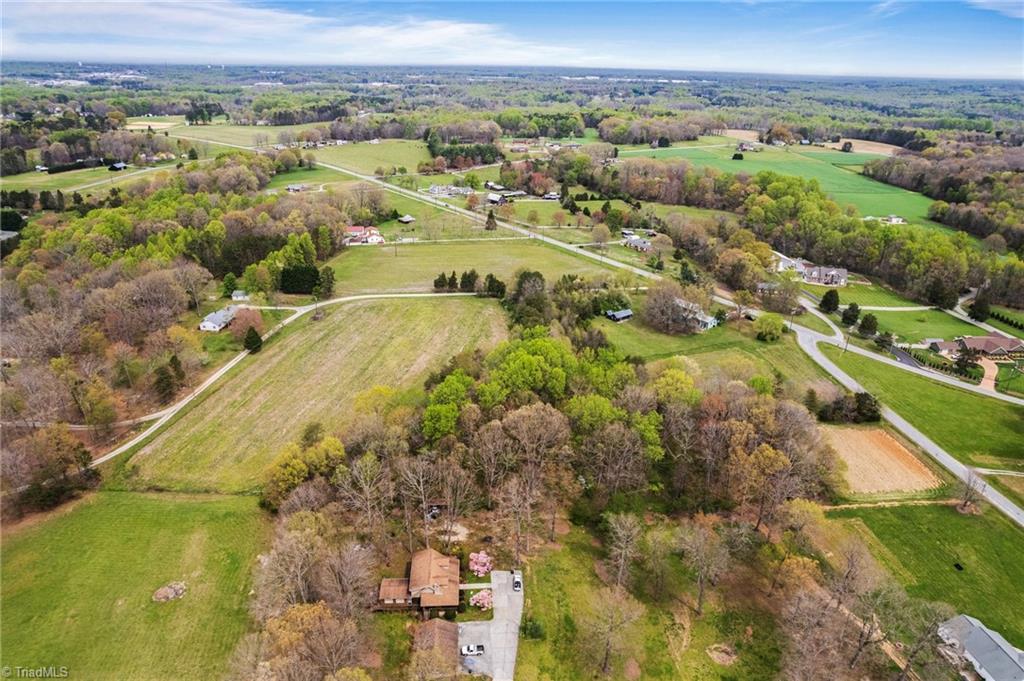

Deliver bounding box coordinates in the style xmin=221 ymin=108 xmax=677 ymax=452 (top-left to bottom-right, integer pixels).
xmin=824 ymin=138 xmax=903 ymax=156
xmin=125 ymin=121 xmax=179 ymax=130
xmin=824 ymin=426 xmax=941 ymax=494
xmin=725 ymin=129 xmax=759 ymax=142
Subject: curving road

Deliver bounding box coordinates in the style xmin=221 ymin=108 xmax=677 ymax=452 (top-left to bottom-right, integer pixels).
xmin=161 ymin=134 xmax=1024 ymax=527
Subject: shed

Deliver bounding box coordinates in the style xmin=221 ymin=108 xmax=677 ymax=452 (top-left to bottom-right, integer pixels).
xmin=606 ymin=309 xmax=633 ymax=322
xmin=108 ymin=162 xmax=128 ymax=171
xmin=398 ymin=214 xmax=416 ymax=224
xmin=231 ymin=290 xmax=249 ymax=302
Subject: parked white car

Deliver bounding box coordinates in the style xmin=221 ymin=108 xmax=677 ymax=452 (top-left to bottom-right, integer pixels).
xmin=461 ymin=644 xmax=485 ymax=656
xmin=512 ymin=571 xmax=523 ymax=592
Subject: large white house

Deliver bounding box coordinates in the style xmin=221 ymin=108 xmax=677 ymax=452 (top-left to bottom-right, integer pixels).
xmin=939 ymin=614 xmax=1024 ymax=681
xmin=199 ymin=306 xmax=238 ymax=332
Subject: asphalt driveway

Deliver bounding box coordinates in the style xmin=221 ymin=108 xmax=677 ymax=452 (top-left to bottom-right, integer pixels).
xmin=459 ymin=570 xmax=524 ymax=680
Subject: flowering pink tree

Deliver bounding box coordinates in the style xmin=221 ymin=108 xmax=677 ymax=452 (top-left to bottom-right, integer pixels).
xmin=469 ymin=590 xmax=493 ymax=611
xmin=469 ymin=551 xmax=493 ymax=577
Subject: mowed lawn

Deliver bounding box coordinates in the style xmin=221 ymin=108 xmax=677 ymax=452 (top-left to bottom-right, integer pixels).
xmin=329 ymin=240 xmax=623 ymax=295
xmin=829 ymin=504 xmax=1024 ymax=648
xmin=0 ymin=164 xmax=171 ymax=192
xmin=312 ymin=140 xmax=432 ymax=175
xmin=127 ymin=298 xmax=507 ymax=492
xmin=166 ymin=121 xmax=327 ymax=147
xmin=802 ymin=282 xmax=919 ymax=308
xmin=264 ymin=166 xmax=360 ymax=190
xmin=618 ymin=144 xmax=952 ymax=235
xmin=868 ymin=309 xmax=980 ymax=343
xmin=821 ymin=344 xmax=1024 ymax=468
xmin=1 ymin=492 xmax=268 ymax=680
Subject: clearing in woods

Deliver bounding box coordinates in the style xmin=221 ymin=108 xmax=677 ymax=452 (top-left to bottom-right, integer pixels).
xmin=823 ymin=426 xmax=942 ymax=495
xmin=124 ymin=297 xmax=507 ymax=493
xmin=0 ymin=492 xmax=268 ymax=680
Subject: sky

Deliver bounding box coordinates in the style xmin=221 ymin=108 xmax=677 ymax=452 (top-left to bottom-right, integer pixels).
xmin=1 ymin=1 xmax=1022 ymax=79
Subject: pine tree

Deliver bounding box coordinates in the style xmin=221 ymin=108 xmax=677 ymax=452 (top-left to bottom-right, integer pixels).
xmin=485 ymin=210 xmax=497 ymax=230
xmin=434 ymin=272 xmax=449 ymax=290
xmin=153 ymin=365 xmax=176 ymax=404
xmin=168 ymin=354 xmax=185 ymax=384
xmin=819 ymin=288 xmax=840 ymax=313
xmin=447 ymin=271 xmax=458 ymax=289
xmin=222 ymin=272 xmax=237 ymax=298
xmin=244 ymin=326 xmax=263 ymax=353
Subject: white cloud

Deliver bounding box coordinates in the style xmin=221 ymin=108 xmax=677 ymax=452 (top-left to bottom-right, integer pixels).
xmin=0 ymin=0 xmax=586 ymax=65
xmin=966 ymin=0 xmax=1024 ymax=19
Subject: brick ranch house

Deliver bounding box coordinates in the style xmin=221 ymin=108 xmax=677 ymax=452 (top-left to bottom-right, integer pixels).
xmin=929 ymin=335 xmax=1024 ymax=359
xmin=378 ymin=548 xmax=460 ymax=611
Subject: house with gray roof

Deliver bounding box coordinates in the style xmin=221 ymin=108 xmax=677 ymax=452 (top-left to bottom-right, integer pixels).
xmin=199 ymin=306 xmax=238 ymax=333
xmin=939 ymin=615 xmax=1024 ymax=681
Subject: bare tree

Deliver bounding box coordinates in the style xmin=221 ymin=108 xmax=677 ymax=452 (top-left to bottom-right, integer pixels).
xmin=495 ymin=475 xmax=535 ymax=566
xmin=335 ymin=452 xmax=393 ymax=542
xmin=582 ymin=587 xmax=644 ymax=675
xmin=436 ymin=456 xmax=476 ymax=550
xmin=605 ymin=513 xmax=644 ymax=588
xmin=314 ymin=541 xmax=377 ymax=620
xmin=893 ymin=600 xmax=956 ymax=681
xmin=584 ymin=422 xmax=648 ymax=496
xmin=470 ymin=420 xmax=513 ymax=508
xmin=173 ymin=260 xmax=212 ymax=310
xmin=679 ymin=515 xmax=729 ymax=615
xmin=642 ymin=526 xmax=679 ymax=597
xmin=395 ymin=455 xmax=437 ymax=549
xmin=958 ymin=469 xmax=983 ymax=512
xmin=252 ymin=528 xmax=323 ymax=622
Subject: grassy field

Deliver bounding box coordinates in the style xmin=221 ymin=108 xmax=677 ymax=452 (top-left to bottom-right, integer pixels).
xmin=167 ymin=121 xmax=326 ymax=147
xmin=868 ymin=309 xmax=980 ymax=343
xmin=1 ymin=491 xmax=268 ymax=680
xmin=0 ymin=164 xmax=175 ymax=193
xmin=597 ymin=317 xmax=827 ymax=392
xmin=311 ymin=141 xmax=432 ymax=175
xmin=821 ymin=344 xmax=1024 ymax=469
xmin=617 ymin=144 xmax=952 ymax=235
xmin=802 ymin=282 xmax=919 ymax=308
xmin=517 ymin=525 xmax=781 ymax=680
xmin=989 ymin=306 xmax=1024 ymax=340
xmin=264 ymin=166 xmax=360 ymax=190
xmin=996 ymin=361 xmax=1024 ymax=397
xmin=329 ymin=240 xmax=624 ymax=295
xmin=829 ymin=504 xmax=1024 ymax=648
xmin=125 ymin=298 xmax=507 ymax=492
xmin=511 ymin=198 xmax=632 ymax=225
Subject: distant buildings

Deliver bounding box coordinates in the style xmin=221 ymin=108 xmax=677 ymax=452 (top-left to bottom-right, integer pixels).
xmin=344 ymin=225 xmax=385 ymax=244
xmin=864 ymin=215 xmax=907 ymax=225
xmin=285 ymin=184 xmax=307 ymax=193
xmin=938 ymin=614 xmax=1024 ymax=681
xmin=428 ymin=184 xmax=474 ymax=197
xmin=772 ymin=251 xmax=847 ymax=286
xmin=199 ymin=306 xmax=237 ymax=333
xmin=397 ymin=214 xmax=416 ymax=224
xmin=486 ymin=192 xmax=506 ymax=205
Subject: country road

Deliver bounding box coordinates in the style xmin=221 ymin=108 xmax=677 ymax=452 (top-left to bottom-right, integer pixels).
xmin=156 ymin=133 xmax=1024 ymax=527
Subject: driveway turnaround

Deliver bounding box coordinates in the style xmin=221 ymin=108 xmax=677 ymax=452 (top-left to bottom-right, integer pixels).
xmin=459 ymin=570 xmax=524 ymax=681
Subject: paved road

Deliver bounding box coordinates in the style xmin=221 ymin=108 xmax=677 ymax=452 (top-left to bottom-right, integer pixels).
xmin=459 ymin=571 xmax=524 ymax=681
xmin=797 ymin=329 xmax=1024 ymax=528
xmin=166 ymin=134 xmax=1024 ymax=528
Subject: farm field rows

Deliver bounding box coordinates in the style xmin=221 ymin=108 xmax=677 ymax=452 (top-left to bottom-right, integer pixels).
xmin=828 ymin=504 xmax=1024 ymax=649
xmin=821 ymin=344 xmax=1024 ymax=469
xmin=823 ymin=426 xmax=942 ymax=497
xmin=0 ymin=492 xmax=268 ymax=680
xmin=125 ymin=298 xmax=507 ymax=492
xmin=329 ymin=240 xmax=625 ymax=295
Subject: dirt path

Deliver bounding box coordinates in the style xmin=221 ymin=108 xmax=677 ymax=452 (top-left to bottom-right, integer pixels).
xmin=826 ymin=499 xmax=957 ymax=511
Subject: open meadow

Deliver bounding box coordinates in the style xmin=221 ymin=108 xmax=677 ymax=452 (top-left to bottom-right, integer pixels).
xmin=596 ymin=317 xmax=828 ymax=395
xmin=801 ymin=282 xmax=919 ymax=308
xmin=311 ymin=140 xmax=432 ymax=175
xmin=1 ymin=492 xmax=268 ymax=680
xmin=329 ymin=240 xmax=625 ymax=295
xmin=618 ymin=144 xmax=951 ymax=234
xmin=123 ymin=298 xmax=507 ymax=492
xmin=821 ymin=344 xmax=1024 ymax=469
xmin=828 ymin=504 xmax=1024 ymax=649
xmin=868 ymin=309 xmax=980 ymax=343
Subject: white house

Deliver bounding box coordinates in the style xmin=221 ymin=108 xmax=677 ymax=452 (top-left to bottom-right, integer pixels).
xmin=675 ymin=299 xmax=719 ymax=332
xmin=231 ymin=290 xmax=249 ymax=302
xmin=772 ymin=250 xmax=808 ymax=275
xmin=199 ymin=306 xmax=237 ymax=333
